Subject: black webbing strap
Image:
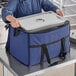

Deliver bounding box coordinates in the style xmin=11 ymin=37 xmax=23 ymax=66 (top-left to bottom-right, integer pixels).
xmin=5 ymin=24 xmax=21 ymax=37
xmin=14 ymin=28 xmax=21 ymax=37
xmin=40 ymin=45 xmax=51 ymax=65
xmin=59 ymin=38 xmax=66 ymax=59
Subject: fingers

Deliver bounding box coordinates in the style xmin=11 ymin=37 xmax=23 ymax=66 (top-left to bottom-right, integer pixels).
xmin=58 ymin=11 xmax=64 ymax=17
xmin=56 ymin=10 xmax=64 ymax=17
xmin=11 ymin=19 xmax=21 ymax=28
xmin=6 ymin=15 xmax=21 ymax=28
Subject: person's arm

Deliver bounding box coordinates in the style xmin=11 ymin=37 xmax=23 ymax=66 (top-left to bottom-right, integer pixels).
xmin=41 ymin=0 xmax=64 ymax=16
xmin=2 ymin=0 xmax=20 ymax=28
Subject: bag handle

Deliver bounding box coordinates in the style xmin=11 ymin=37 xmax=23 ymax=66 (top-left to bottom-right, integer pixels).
xmin=36 ymin=18 xmax=45 ymax=22
xmin=59 ymin=38 xmax=67 ymax=60
xmin=40 ymin=44 xmax=51 ymax=65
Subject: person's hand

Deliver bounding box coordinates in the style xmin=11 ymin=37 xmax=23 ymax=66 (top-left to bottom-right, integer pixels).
xmin=6 ymin=15 xmax=21 ymax=28
xmin=10 ymin=18 xmax=21 ymax=28
xmin=56 ymin=9 xmax=64 ymax=17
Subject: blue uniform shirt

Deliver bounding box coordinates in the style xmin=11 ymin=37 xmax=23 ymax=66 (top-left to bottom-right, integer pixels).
xmin=2 ymin=0 xmax=59 ymax=49
xmin=2 ymin=0 xmax=58 ymax=22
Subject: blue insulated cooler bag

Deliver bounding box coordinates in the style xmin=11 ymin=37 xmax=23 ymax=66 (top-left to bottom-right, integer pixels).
xmin=9 ymin=12 xmax=70 ymax=66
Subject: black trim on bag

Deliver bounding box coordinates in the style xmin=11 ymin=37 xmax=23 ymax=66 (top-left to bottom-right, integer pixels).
xmin=29 ymin=35 xmax=69 ymax=48
xmin=28 ymin=34 xmax=30 ymax=66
